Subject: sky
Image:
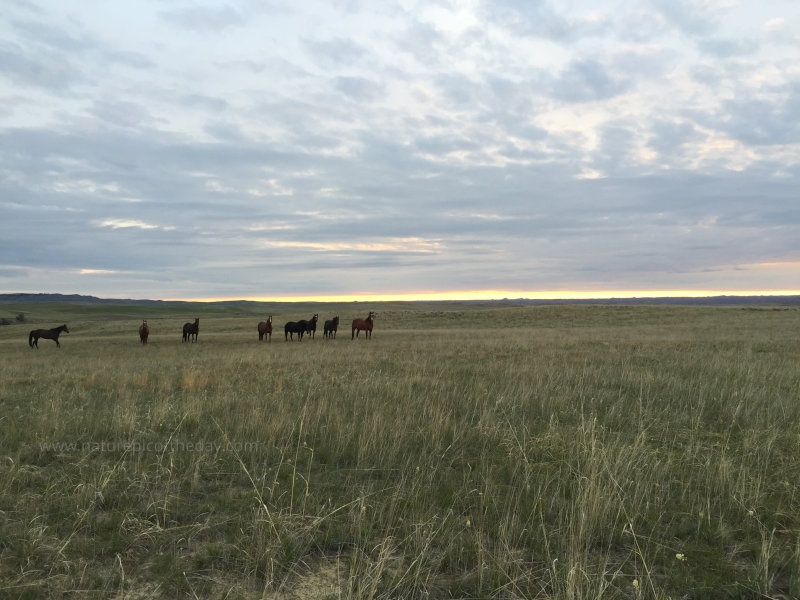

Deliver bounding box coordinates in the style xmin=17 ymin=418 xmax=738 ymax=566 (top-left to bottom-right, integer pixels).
xmin=1 ymin=0 xmax=799 ymax=301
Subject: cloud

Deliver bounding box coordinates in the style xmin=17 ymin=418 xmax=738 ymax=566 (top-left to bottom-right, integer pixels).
xmin=649 ymin=0 xmax=721 ymax=36
xmin=697 ymin=37 xmax=759 ymax=57
xmin=484 ymin=0 xmax=609 ymax=42
xmin=89 ymin=99 xmax=157 ymax=129
xmin=305 ymin=37 xmax=368 ymax=67
xmin=182 ymin=94 xmax=229 ymax=112
xmin=259 ymin=238 xmax=442 ymax=254
xmin=92 ymin=219 xmax=164 ymax=230
xmin=332 ymin=76 xmax=384 ymax=101
xmin=714 ymin=81 xmax=800 ymax=146
xmin=551 ymin=59 xmax=633 ymax=102
xmin=0 ymin=42 xmax=78 ymax=90
xmin=160 ymin=4 xmax=244 ymax=31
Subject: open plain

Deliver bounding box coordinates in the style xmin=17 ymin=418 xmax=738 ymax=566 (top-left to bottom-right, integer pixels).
xmin=1 ymin=301 xmax=799 ymax=599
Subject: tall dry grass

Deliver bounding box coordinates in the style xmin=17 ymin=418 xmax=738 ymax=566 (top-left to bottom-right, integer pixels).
xmin=0 ymin=304 xmax=799 ymax=598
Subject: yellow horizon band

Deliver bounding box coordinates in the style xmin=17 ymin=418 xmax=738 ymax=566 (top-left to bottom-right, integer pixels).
xmin=162 ymin=290 xmax=800 ymax=303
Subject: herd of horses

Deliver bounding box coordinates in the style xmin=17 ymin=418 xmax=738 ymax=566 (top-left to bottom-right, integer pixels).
xmin=28 ymin=312 xmax=376 ymax=348
xmin=253 ymin=312 xmax=374 ymax=342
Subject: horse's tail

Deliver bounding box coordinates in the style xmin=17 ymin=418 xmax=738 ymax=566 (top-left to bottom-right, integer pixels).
xmin=29 ymin=330 xmax=34 ymax=347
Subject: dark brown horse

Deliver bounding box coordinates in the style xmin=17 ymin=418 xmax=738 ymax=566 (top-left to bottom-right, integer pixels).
xmin=29 ymin=324 xmax=69 ymax=348
xmin=284 ymin=320 xmax=305 ymax=341
xmin=182 ymin=318 xmax=199 ymax=343
xmin=258 ymin=316 xmax=272 ymax=341
xmin=304 ymin=314 xmax=319 ymax=338
xmin=139 ymin=320 xmax=150 ymax=344
xmin=351 ymin=312 xmax=375 ymax=340
xmin=324 ymin=316 xmax=339 ymax=339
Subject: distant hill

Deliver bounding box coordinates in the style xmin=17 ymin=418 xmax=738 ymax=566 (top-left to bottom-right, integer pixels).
xmin=2 ymin=292 xmax=799 ymax=306
xmin=508 ymin=295 xmax=800 ymax=306
xmin=0 ymin=293 xmax=168 ymax=305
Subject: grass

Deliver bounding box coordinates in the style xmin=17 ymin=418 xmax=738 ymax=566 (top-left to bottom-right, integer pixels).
xmin=1 ymin=302 xmax=799 ymax=598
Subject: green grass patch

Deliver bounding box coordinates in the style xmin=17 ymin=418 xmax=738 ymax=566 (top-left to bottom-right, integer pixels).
xmin=1 ymin=302 xmax=799 ymax=598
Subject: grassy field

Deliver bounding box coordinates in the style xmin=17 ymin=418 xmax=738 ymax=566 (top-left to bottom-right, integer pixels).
xmin=1 ymin=301 xmax=799 ymax=599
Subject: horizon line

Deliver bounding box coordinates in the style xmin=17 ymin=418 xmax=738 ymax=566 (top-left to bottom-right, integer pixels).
xmin=160 ymin=289 xmax=800 ymax=303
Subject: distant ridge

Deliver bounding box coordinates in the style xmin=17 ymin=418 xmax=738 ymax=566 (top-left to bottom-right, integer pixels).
xmin=0 ymin=293 xmax=165 ymax=305
xmin=507 ymin=295 xmax=800 ymax=306
xmin=1 ymin=292 xmax=799 ymax=306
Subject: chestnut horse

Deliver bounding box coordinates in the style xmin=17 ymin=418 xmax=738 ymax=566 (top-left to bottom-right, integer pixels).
xmin=182 ymin=318 xmax=199 ymax=343
xmin=29 ymin=324 xmax=69 ymax=348
xmin=258 ymin=316 xmax=272 ymax=341
xmin=139 ymin=320 xmax=150 ymax=344
xmin=351 ymin=312 xmax=375 ymax=340
xmin=324 ymin=316 xmax=339 ymax=339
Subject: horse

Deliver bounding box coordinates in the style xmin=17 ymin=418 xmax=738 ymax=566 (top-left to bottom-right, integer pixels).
xmin=305 ymin=314 xmax=319 ymax=338
xmin=182 ymin=318 xmax=199 ymax=343
xmin=139 ymin=320 xmax=150 ymax=344
xmin=351 ymin=312 xmax=375 ymax=340
xmin=258 ymin=316 xmax=272 ymax=341
xmin=323 ymin=316 xmax=339 ymax=339
xmin=29 ymin=324 xmax=69 ymax=348
xmin=284 ymin=320 xmax=305 ymax=341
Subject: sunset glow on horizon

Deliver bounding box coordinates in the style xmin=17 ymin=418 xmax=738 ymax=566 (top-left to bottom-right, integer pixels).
xmin=162 ymin=290 xmax=800 ymax=303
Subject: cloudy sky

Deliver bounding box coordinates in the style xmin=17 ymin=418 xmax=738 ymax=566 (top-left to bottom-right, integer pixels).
xmin=1 ymin=0 xmax=799 ymax=300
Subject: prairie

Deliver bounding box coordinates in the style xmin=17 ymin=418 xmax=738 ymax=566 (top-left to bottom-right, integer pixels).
xmin=1 ymin=302 xmax=799 ymax=599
